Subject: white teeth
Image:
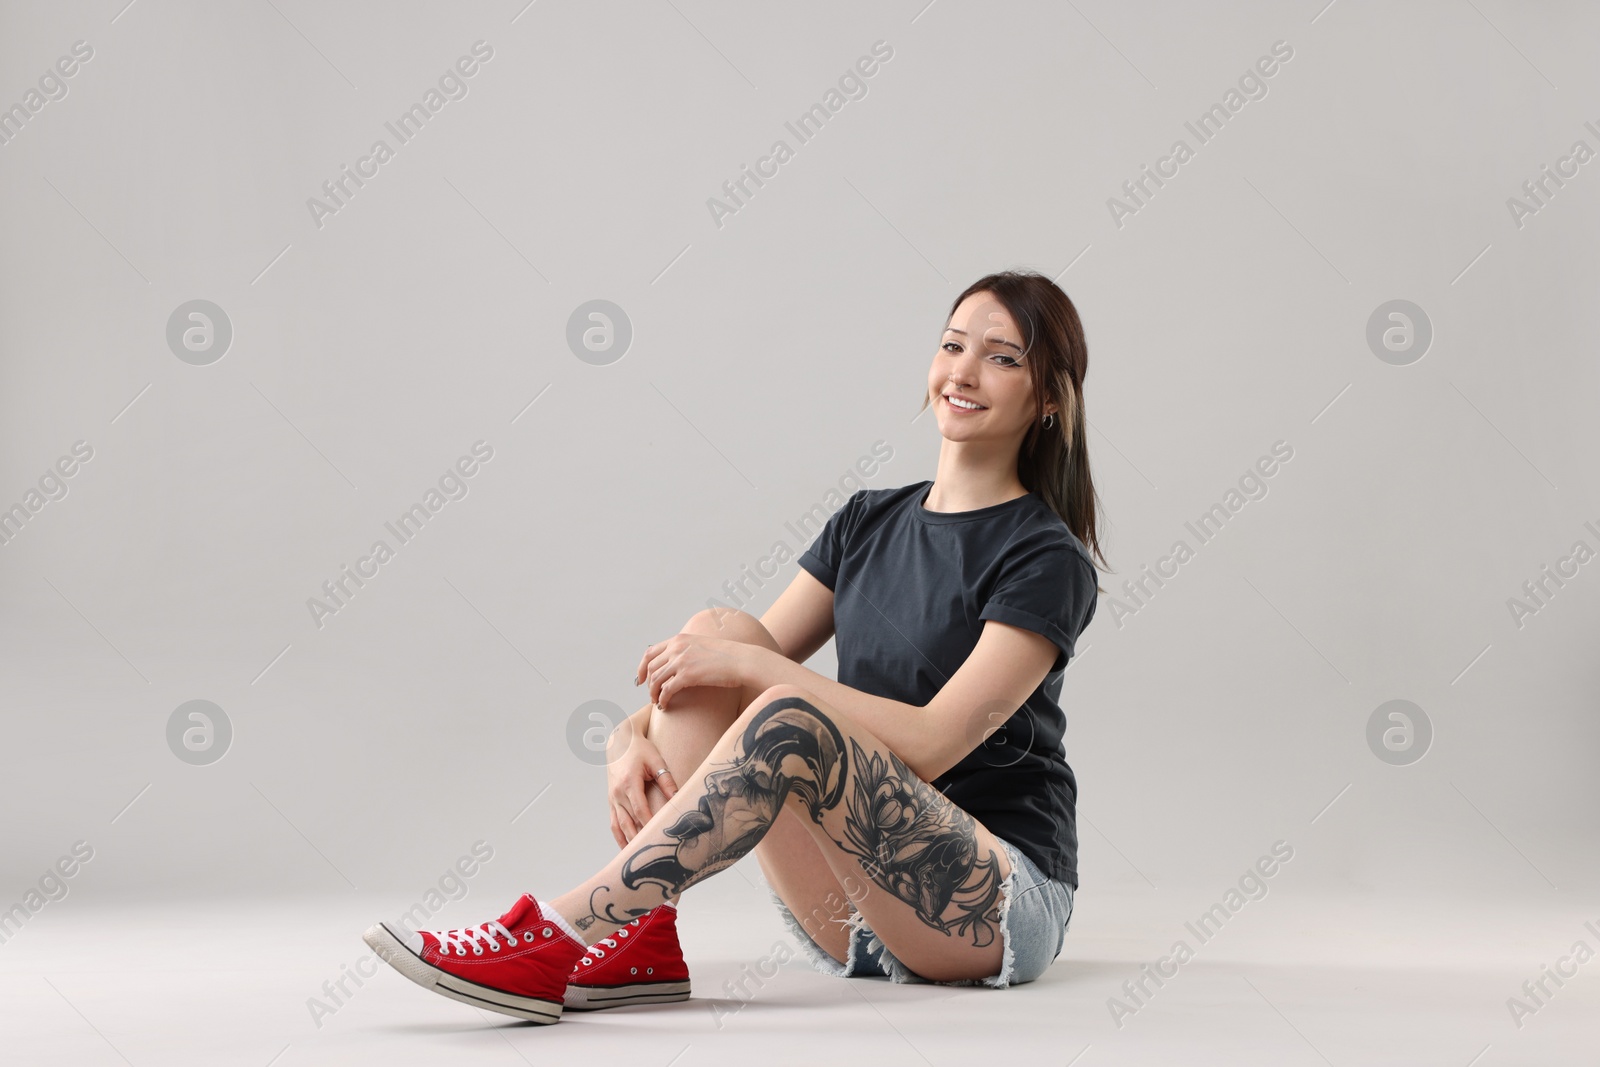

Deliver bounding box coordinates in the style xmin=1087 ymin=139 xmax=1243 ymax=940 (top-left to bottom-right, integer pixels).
xmin=947 ymin=396 xmax=984 ymax=410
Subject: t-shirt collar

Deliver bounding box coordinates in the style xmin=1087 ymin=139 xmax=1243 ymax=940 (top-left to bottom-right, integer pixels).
xmin=914 ymin=479 xmax=1034 ymax=524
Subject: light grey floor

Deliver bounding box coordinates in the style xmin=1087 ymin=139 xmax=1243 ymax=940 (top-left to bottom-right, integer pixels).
xmin=3 ymin=866 xmax=1595 ymax=1066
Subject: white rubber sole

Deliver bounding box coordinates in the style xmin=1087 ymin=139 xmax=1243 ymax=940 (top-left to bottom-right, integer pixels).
xmin=563 ymin=978 xmax=692 ymax=1012
xmin=362 ymin=922 xmax=564 ymax=1025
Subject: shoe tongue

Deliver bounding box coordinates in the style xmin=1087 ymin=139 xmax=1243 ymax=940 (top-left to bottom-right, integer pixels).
xmin=497 ymin=893 xmax=542 ymax=930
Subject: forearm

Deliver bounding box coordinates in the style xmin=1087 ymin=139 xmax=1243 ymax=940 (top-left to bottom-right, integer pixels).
xmin=744 ymin=647 xmax=936 ymax=781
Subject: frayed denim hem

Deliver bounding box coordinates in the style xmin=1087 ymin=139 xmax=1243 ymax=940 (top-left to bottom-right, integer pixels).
xmin=766 ymin=884 xmax=858 ymax=978
xmin=768 ymin=839 xmax=1041 ymax=990
xmin=863 ymin=839 xmax=1021 ymax=989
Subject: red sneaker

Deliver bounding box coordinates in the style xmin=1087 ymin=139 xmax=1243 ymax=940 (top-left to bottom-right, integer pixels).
xmin=563 ymin=900 xmax=691 ymax=1011
xmin=363 ymin=893 xmax=588 ymax=1024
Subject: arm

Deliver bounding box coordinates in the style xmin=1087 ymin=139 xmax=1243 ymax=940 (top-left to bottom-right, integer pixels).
xmin=757 ymin=565 xmax=836 ymax=665
xmin=742 ymin=645 xmax=933 ymax=775
xmin=646 ymin=565 xmax=1062 ymax=781
xmin=751 ymin=569 xmax=1061 ymax=782
xmin=627 ymin=565 xmax=837 ymax=750
xmin=749 ymin=567 xmax=942 ymax=776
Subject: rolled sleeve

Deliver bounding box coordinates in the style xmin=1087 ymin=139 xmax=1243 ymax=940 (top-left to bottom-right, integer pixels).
xmin=980 ymin=541 xmax=1098 ymax=674
xmin=795 ymin=490 xmax=865 ymax=593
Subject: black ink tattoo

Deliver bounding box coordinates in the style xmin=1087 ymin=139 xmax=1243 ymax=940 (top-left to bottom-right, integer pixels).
xmin=576 ymin=695 xmax=1004 ymax=949
xmin=839 ymin=738 xmax=1004 ymax=946
xmin=621 ymin=697 xmax=847 ymax=894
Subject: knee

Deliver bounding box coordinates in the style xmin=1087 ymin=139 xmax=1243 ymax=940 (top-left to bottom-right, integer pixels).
xmin=681 ymin=607 xmax=783 ymax=653
xmin=745 ymin=683 xmax=816 ymax=712
xmin=739 ymin=684 xmax=841 ymax=732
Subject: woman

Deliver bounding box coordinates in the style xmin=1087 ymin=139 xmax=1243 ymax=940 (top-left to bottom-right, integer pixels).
xmin=363 ymin=269 xmax=1108 ymax=1024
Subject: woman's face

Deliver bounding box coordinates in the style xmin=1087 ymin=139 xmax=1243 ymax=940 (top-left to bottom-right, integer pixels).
xmin=928 ymin=292 xmax=1052 ymax=444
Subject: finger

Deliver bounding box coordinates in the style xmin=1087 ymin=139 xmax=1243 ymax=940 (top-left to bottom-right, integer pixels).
xmin=610 ymin=790 xmax=634 ymax=835
xmin=610 ymin=811 xmax=624 ymax=849
xmin=648 ymin=646 xmax=678 ymax=704
xmin=641 ymin=646 xmax=659 ymax=692
xmin=636 ymin=643 xmax=654 ymax=686
xmin=628 ymin=783 xmax=652 ymax=830
xmin=656 ymin=769 xmax=678 ymax=799
xmin=622 ymin=797 xmax=644 ymax=839
xmin=649 ymin=661 xmax=667 ymax=706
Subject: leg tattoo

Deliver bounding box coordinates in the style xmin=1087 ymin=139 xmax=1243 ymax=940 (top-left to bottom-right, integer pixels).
xmin=573 ymin=696 xmax=1004 ymax=950
xmin=841 ymin=738 xmax=1005 ymax=947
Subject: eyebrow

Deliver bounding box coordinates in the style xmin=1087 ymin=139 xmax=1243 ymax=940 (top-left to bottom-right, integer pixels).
xmin=944 ymin=327 xmax=1023 ymax=354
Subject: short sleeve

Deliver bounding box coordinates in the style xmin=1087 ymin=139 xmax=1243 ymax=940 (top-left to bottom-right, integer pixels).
xmin=796 ymin=490 xmax=866 ymax=592
xmin=979 ymin=531 xmax=1098 ymax=673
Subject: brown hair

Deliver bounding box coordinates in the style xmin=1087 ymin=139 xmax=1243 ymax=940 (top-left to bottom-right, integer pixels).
xmin=918 ymin=269 xmax=1109 ymax=590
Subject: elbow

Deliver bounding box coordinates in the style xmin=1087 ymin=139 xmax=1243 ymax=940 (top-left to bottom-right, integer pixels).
xmin=905 ymin=728 xmax=956 ymax=783
xmin=913 ymin=751 xmax=955 ymax=785
xmin=906 ymin=708 xmax=970 ymax=783
xmin=881 ymin=702 xmax=951 ymax=783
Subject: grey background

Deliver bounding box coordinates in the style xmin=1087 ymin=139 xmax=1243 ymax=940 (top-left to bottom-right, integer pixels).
xmin=1 ymin=0 xmax=1595 ymax=926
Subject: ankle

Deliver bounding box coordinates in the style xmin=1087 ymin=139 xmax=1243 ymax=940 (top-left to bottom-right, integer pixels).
xmin=542 ymin=895 xmax=595 ymax=946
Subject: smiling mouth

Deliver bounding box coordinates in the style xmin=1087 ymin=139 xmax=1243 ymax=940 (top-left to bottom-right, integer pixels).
xmin=943 ymin=394 xmax=987 ymax=412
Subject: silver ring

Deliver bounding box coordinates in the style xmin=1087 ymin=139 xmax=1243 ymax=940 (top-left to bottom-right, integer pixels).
xmin=656 ymin=768 xmax=669 ymax=776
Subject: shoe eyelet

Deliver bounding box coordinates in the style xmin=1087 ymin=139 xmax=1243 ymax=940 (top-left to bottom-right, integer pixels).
xmin=523 ymin=931 xmax=535 ymax=942
xmin=543 ymin=927 xmax=553 ymax=938
xmin=455 ymin=947 xmax=466 ymax=956
xmin=646 ymin=967 xmax=653 ymax=974
xmin=619 ymin=930 xmax=628 ymax=937
xmin=472 ymin=946 xmax=483 ymax=956
xmin=630 ymin=967 xmax=637 ymax=975
xmin=489 ymin=942 xmax=500 ymax=952
xmin=581 ymin=957 xmax=592 ymax=966
xmin=594 ymin=949 xmax=604 ymax=957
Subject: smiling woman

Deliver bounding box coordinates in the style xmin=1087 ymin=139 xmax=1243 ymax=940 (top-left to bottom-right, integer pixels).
xmin=361 ymin=269 xmax=1109 ymax=1022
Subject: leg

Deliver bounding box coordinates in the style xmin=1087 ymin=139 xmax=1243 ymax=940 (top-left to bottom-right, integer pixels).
xmin=754 ymin=804 xmax=862 ymax=967
xmin=550 ymin=684 xmax=1015 ymax=984
xmin=622 ymin=609 xmax=855 ymax=941
xmin=626 ymin=607 xmax=769 ymax=905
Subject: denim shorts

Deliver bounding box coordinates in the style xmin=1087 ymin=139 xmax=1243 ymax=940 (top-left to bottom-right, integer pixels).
xmin=768 ymin=836 xmax=1075 ymax=989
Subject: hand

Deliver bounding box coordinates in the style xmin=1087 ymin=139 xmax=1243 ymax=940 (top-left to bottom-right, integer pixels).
xmin=635 ymin=633 xmax=750 ymax=711
xmin=604 ymin=718 xmax=678 ymax=847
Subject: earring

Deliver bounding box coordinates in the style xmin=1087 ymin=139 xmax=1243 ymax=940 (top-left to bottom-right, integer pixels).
xmin=1042 ymin=413 xmax=1056 ymax=429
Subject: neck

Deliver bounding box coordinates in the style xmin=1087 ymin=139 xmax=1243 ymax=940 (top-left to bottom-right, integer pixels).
xmin=924 ymin=443 xmax=1026 ymax=512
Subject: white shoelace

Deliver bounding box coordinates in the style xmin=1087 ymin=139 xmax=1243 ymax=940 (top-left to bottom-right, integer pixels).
xmin=438 ymin=919 xmax=518 ymax=956
xmin=583 ymin=917 xmax=642 ymax=958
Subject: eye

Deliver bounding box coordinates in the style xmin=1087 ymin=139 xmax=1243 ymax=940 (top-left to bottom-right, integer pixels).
xmin=990 ymin=353 xmax=1022 ymax=368
xmin=941 ymin=341 xmax=962 ymax=353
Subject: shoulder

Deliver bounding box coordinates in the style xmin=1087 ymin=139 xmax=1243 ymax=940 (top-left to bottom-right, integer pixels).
xmin=1006 ymin=496 xmax=1097 ymax=577
xmin=838 ymin=480 xmax=928 ymax=523
xmin=858 ymin=480 xmax=928 ymax=508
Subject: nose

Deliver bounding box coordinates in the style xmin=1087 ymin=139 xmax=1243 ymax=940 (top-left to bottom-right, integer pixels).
xmin=947 ymin=347 xmax=982 ymax=383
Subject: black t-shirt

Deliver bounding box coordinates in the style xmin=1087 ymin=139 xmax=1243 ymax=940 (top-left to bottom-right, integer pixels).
xmin=795 ymin=479 xmax=1098 ymax=889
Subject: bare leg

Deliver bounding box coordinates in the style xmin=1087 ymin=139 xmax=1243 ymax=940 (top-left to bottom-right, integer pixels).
xmin=618 ymin=610 xmax=763 ymax=905
xmin=640 ymin=689 xmax=855 ymax=956
xmin=551 ymin=684 xmax=1015 ymax=983
xmin=611 ymin=607 xmax=832 ymax=921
